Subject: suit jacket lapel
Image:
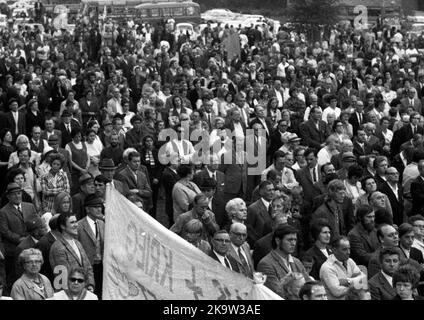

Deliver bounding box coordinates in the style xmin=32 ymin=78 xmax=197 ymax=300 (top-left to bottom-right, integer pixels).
xmin=81 ymin=218 xmax=96 ymax=244
xmin=271 ymin=251 xmax=290 ymax=274
xmin=9 ymin=203 xmax=24 ymax=221
xmin=59 ymin=236 xmax=82 ymax=265
xmin=22 ymin=274 xmax=46 ymax=299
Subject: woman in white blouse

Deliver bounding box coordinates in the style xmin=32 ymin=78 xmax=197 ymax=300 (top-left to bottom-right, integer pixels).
xmin=85 ymin=128 xmax=103 ymax=177
xmin=343 ymin=164 xmax=365 ymax=205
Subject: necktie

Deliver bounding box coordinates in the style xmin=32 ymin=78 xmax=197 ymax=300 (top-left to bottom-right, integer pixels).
xmin=334 ymin=205 xmax=340 ymax=235
xmin=342 ymin=261 xmax=348 ymax=270
xmin=212 ymin=172 xmax=216 ymax=182
xmin=358 ymin=113 xmax=362 ymax=124
xmin=238 ymin=248 xmax=251 ymax=275
xmin=94 ymin=221 xmax=98 ymax=238
xmin=67 ymin=124 xmax=71 ymax=133
xmin=312 ymin=167 xmax=317 ymax=183
xmin=224 ymin=257 xmax=231 ymax=270
xmin=17 ymin=205 xmax=23 ymax=220
xmin=414 ymin=126 xmax=417 ymax=135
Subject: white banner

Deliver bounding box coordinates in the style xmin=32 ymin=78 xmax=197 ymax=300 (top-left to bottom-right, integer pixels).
xmin=103 ymin=185 xmax=282 ymax=300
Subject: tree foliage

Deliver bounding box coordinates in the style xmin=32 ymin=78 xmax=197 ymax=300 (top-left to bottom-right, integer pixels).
xmin=287 ymin=0 xmax=339 ymax=26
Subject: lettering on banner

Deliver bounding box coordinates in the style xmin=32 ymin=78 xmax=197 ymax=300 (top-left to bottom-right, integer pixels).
xmin=185 ymin=265 xmax=204 ymax=300
xmin=123 ymin=222 xmax=174 ymax=293
xmin=212 ymin=279 xmax=232 ymax=300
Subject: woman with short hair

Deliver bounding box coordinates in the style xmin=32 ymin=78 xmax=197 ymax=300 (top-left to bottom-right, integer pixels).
xmin=11 ymin=248 xmax=54 ymax=300
xmin=182 ymin=219 xmax=211 ymax=255
xmin=392 ymin=265 xmax=424 ymax=300
xmin=48 ymin=267 xmax=98 ymax=300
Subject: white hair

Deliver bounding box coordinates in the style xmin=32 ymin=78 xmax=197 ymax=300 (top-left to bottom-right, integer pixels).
xmin=225 ymin=198 xmax=246 ymax=214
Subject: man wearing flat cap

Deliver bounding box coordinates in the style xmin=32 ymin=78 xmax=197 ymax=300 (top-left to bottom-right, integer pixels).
xmin=14 ymin=216 xmax=48 ymax=279
xmin=72 ymin=173 xmax=95 ymax=220
xmin=98 ymin=158 xmax=128 ymax=196
xmin=0 ymin=182 xmax=38 ymax=293
xmin=78 ymin=194 xmax=105 ymax=299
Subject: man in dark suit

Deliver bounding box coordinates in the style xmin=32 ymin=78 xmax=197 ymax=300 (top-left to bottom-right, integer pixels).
xmin=299 ymin=106 xmax=330 ymax=149
xmin=99 ymin=158 xmax=128 ymax=196
xmin=379 ymin=167 xmax=404 ymax=226
xmin=347 ymin=205 xmax=379 ymax=266
xmin=338 ymin=79 xmax=359 ymax=107
xmin=411 ymin=159 xmax=424 ymax=216
xmin=246 ymin=181 xmax=274 ymax=247
xmin=77 ymin=195 xmax=105 ymax=299
xmin=0 ymin=183 xmax=38 ymax=293
xmin=117 ymin=150 xmax=152 ymax=212
xmin=161 ymin=160 xmax=180 ymax=227
xmin=209 ymin=230 xmax=240 ymax=273
xmin=312 ymin=179 xmax=355 ymax=238
xmin=391 ymin=112 xmax=424 ymax=156
xmin=296 ymin=148 xmax=322 ymax=211
xmin=349 ymin=100 xmax=365 ymax=136
xmin=198 ymin=178 xmax=228 ymax=229
xmin=256 ymin=224 xmax=308 ymax=298
xmin=224 ymin=106 xmax=247 ymax=137
xmin=398 ymin=223 xmax=424 ymax=264
xmin=352 ymin=129 xmax=372 ymax=161
xmin=193 ymin=155 xmax=225 ymax=197
xmin=72 ymin=174 xmax=96 ymax=221
xmin=28 ymin=125 xmax=48 ymax=155
xmin=3 ymin=98 xmax=26 ymax=143
xmin=400 ymin=88 xmax=422 ymax=114
xmin=14 ymin=216 xmax=47 ymax=279
xmin=35 ymin=214 xmax=61 ymax=283
xmin=268 ymin=120 xmax=287 ymax=159
xmin=369 ymin=247 xmax=399 ymax=300
xmin=41 ymin=118 xmax=62 ymax=147
xmin=249 ymin=105 xmax=273 ymax=140
xmin=228 ymin=222 xmax=254 ymax=278
xmin=219 ymin=140 xmax=248 ymax=203
xmin=58 ymin=110 xmax=80 ymax=148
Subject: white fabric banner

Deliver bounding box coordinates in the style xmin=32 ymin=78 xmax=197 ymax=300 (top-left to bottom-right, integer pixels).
xmin=103 ymin=185 xmax=282 ymax=300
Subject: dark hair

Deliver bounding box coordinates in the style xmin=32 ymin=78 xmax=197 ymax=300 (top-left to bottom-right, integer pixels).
xmin=49 ymin=152 xmax=65 ymax=167
xmin=70 ymin=127 xmax=82 ymax=139
xmin=68 ymin=266 xmax=88 ymax=282
xmin=356 ymin=205 xmax=373 ymax=223
xmin=17 ymin=147 xmax=31 ymax=157
xmin=392 ymin=265 xmax=420 ymax=289
xmin=320 ymin=162 xmax=333 ymax=175
xmin=374 ymin=208 xmax=393 ymax=226
xmin=299 ymin=281 xmax=325 ymax=300
xmin=398 ymin=223 xmax=414 ymax=238
xmin=193 ymin=193 xmax=208 ymax=204
xmin=379 ymin=247 xmax=400 ymax=263
xmin=347 ymin=164 xmax=363 ymax=179
xmin=360 ymin=175 xmax=375 ymax=190
xmin=7 ymin=167 xmax=26 ymax=184
xmin=310 ymin=218 xmax=332 ymax=242
xmin=0 ymin=128 xmax=11 ymax=141
xmin=127 ymin=151 xmax=140 ymax=162
xmin=271 ymin=225 xmax=298 ymax=249
xmin=304 ymin=148 xmax=318 ymax=158
xmin=273 ymin=150 xmax=286 ymax=163
xmin=94 ymin=174 xmax=108 ymax=184
xmin=259 ymin=180 xmax=273 ymax=191
xmin=409 ymin=215 xmax=424 ymax=225
xmin=176 ymin=164 xmax=193 ymax=178
xmin=57 ymin=212 xmax=76 ymax=233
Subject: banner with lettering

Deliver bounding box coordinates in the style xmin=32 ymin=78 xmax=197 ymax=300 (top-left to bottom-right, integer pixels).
xmin=103 ymin=185 xmax=282 ymax=300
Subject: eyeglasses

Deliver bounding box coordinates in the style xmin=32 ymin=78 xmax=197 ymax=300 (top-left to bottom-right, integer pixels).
xmin=69 ymin=277 xmax=85 ymax=284
xmin=25 ymin=260 xmax=42 ymax=265
xmin=214 ymin=239 xmax=231 ymax=243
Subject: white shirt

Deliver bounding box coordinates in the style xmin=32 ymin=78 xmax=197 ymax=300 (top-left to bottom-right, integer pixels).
xmin=322 ymin=106 xmax=341 ymax=123
xmin=65 ymin=238 xmax=81 ymax=262
xmin=87 ymin=216 xmax=98 ymax=237
xmin=387 ymin=182 xmax=399 ymax=200
xmin=11 ymin=111 xmax=19 ymax=134
xmin=261 ymin=198 xmax=270 ymax=212
xmin=213 ymin=250 xmax=232 ymax=270
xmin=412 ymin=238 xmax=424 ymax=257
xmin=274 ymin=89 xmax=283 ymax=108
xmin=381 ymin=271 xmax=393 ymax=288
xmin=233 ymin=122 xmax=245 ymax=139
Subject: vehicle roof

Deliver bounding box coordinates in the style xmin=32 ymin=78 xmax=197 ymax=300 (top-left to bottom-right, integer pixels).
xmin=135 ymin=1 xmax=199 ymax=8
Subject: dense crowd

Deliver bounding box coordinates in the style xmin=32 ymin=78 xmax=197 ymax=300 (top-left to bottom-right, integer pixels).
xmin=0 ymin=8 xmax=424 ymax=300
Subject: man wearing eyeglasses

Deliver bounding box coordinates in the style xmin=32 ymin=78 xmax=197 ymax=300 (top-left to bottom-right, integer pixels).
xmin=209 ymin=230 xmax=240 ymax=273
xmin=228 ymin=223 xmax=254 ymax=279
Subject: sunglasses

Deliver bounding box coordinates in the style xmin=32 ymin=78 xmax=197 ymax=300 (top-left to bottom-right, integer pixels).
xmin=69 ymin=277 xmax=85 ymax=284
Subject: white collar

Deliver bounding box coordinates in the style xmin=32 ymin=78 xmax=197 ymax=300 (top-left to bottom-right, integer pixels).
xmin=381 ymin=271 xmax=393 ymax=287
xmin=261 ymin=198 xmax=270 ymax=210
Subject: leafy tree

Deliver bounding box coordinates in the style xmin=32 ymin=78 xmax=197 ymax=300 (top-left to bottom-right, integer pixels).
xmin=287 ymin=0 xmax=340 ymax=41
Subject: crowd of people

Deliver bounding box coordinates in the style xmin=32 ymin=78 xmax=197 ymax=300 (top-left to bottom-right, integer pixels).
xmin=1 ymin=5 xmax=424 ymax=300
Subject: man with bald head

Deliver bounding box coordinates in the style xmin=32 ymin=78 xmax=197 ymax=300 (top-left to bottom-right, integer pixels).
xmin=228 ymin=223 xmax=254 ymax=278
xmin=379 ymin=167 xmax=403 ymax=226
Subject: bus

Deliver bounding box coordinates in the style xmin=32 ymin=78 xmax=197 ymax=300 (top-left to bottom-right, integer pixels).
xmin=81 ymin=0 xmax=201 ymax=25
xmin=134 ymin=1 xmax=201 ymax=24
